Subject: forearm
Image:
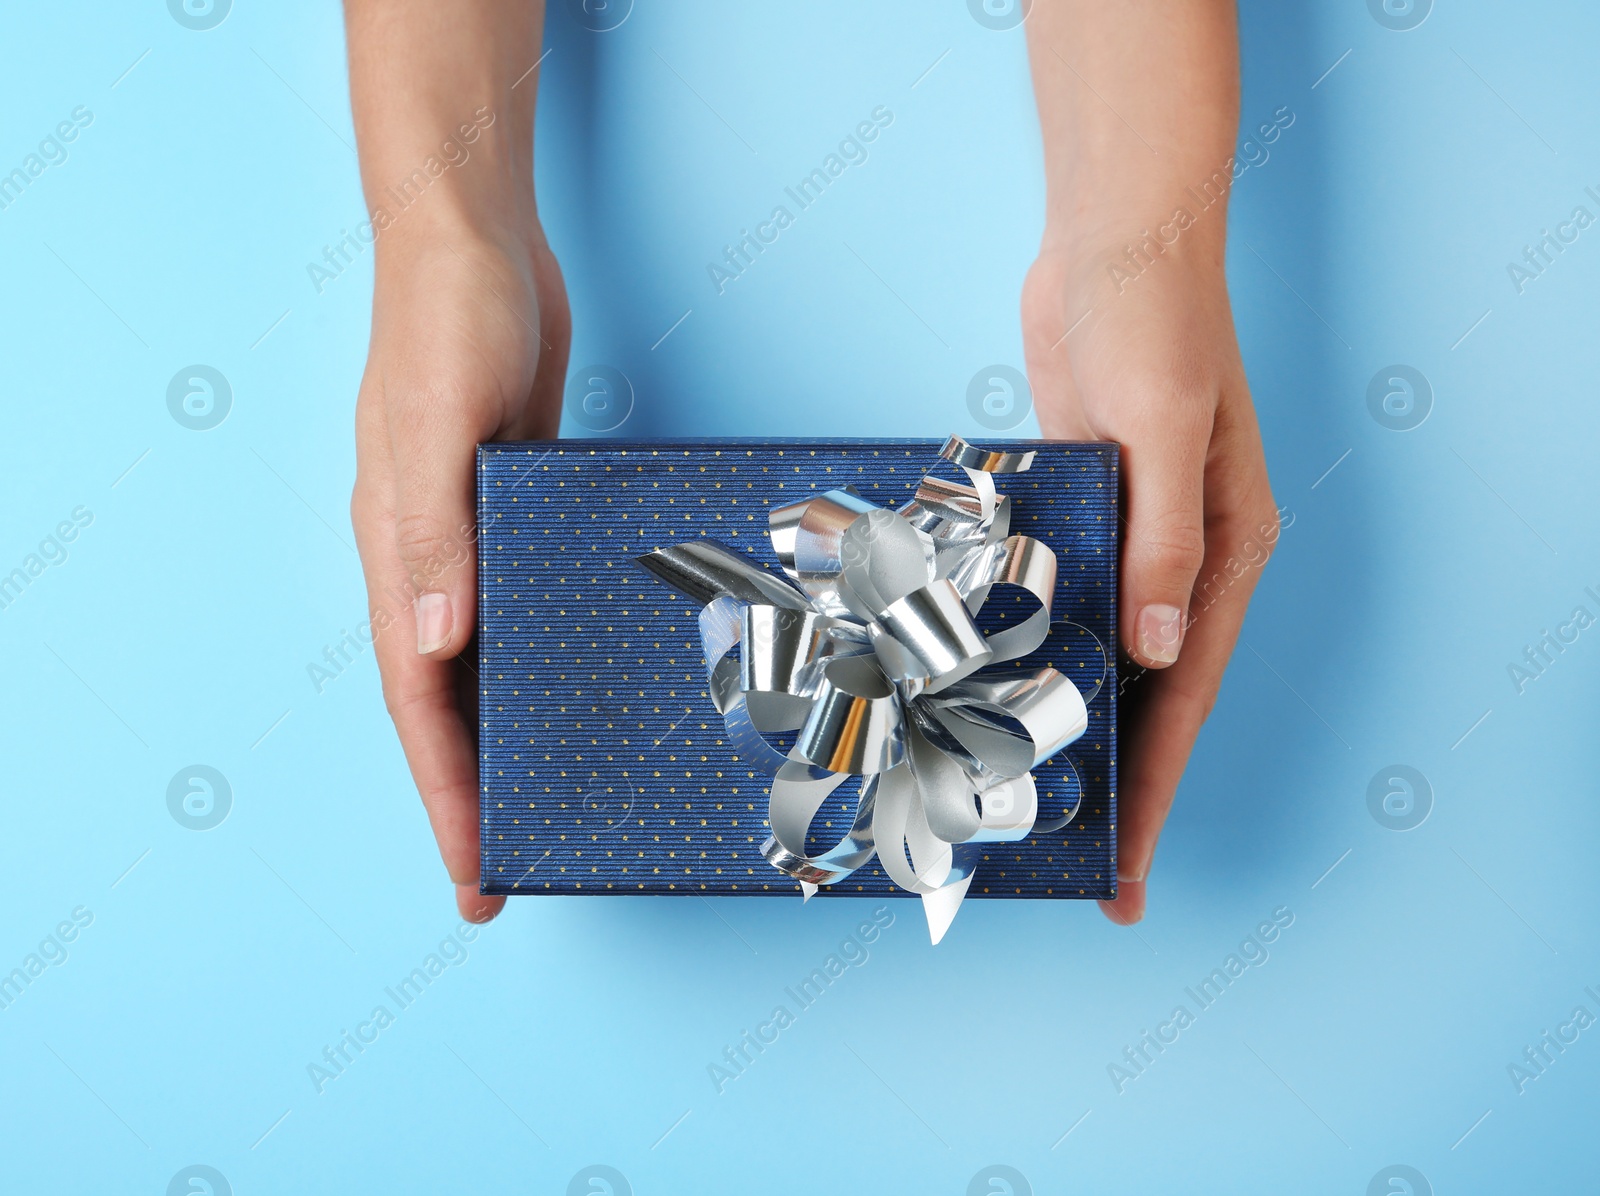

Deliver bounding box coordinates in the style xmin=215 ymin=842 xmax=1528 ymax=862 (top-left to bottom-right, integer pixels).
xmin=1025 ymin=0 xmax=1240 ymax=258
xmin=343 ymin=0 xmax=544 ymax=244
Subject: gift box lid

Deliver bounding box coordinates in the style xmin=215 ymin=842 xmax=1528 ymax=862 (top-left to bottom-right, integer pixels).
xmin=477 ymin=438 xmax=1117 ymax=901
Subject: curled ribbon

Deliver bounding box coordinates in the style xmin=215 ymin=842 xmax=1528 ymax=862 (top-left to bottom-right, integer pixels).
xmin=635 ymin=436 xmax=1090 ymax=942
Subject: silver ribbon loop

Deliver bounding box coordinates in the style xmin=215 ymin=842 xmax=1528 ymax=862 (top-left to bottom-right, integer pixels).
xmin=940 ymin=433 xmax=1037 ymax=474
xmin=795 ymin=655 xmax=905 ymax=774
xmin=876 ymin=579 xmax=993 ymax=692
xmin=636 ymin=436 xmax=1090 ymax=943
xmin=762 ymin=761 xmax=879 ymax=885
xmin=740 ymin=605 xmax=833 ymax=698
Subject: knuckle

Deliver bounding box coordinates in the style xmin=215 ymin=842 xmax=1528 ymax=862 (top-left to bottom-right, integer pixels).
xmin=1139 ymin=518 xmax=1207 ymax=580
xmin=380 ymin=680 xmax=405 ymax=722
xmin=379 ymin=674 xmax=409 ymax=721
xmin=393 ymin=508 xmax=475 ymax=592
xmin=1209 ymin=495 xmax=1281 ymax=570
xmin=349 ymin=482 xmax=392 ymax=561
xmin=381 ymin=678 xmax=440 ymax=724
xmin=1252 ymin=507 xmax=1281 ymax=566
xmin=349 ymin=482 xmax=375 ymax=533
xmin=394 ymin=511 xmax=451 ymax=567
xmin=1189 ymin=496 xmax=1280 ymax=612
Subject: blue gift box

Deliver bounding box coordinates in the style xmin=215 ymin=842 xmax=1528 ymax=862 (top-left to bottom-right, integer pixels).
xmin=477 ymin=439 xmax=1118 ymax=902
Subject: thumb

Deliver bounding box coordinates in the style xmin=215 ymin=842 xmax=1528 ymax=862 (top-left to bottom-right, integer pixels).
xmin=1119 ymin=417 xmax=1209 ymax=669
xmin=388 ymin=399 xmax=484 ymax=660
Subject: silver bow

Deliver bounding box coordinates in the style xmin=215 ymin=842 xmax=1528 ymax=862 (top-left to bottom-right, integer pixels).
xmin=635 ymin=436 xmax=1089 ymax=942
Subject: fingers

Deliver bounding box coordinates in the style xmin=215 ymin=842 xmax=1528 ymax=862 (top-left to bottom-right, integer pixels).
xmin=352 ymin=387 xmax=504 ymax=924
xmin=1098 ymin=610 xmax=1224 ymax=926
xmin=1100 ymin=387 xmax=1277 ymax=926
xmin=1117 ymin=394 xmax=1212 ymax=669
xmin=382 ymin=633 xmax=504 ymax=924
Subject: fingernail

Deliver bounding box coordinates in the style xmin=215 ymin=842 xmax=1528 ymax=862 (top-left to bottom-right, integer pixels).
xmin=457 ymin=883 xmax=502 ymax=924
xmin=415 ymin=592 xmax=451 ymax=654
xmin=1119 ymin=845 xmax=1154 ymax=885
xmin=1136 ymin=603 xmax=1184 ymax=665
xmin=1101 ymin=879 xmax=1146 ymax=925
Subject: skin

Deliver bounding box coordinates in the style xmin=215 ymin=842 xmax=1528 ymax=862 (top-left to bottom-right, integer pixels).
xmin=1022 ymin=0 xmax=1278 ymax=924
xmin=345 ymin=0 xmax=568 ymax=923
xmin=343 ymin=0 xmax=1274 ymax=927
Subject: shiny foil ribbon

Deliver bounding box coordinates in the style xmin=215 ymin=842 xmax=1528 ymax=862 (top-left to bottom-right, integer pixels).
xmin=635 ymin=436 xmax=1090 ymax=942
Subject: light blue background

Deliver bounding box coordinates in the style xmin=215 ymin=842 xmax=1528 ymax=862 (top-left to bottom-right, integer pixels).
xmin=2 ymin=1 xmax=1596 ymax=1192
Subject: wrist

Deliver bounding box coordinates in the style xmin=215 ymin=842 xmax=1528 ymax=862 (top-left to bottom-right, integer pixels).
xmin=1046 ymin=143 xmax=1233 ymax=244
xmin=371 ymin=193 xmax=541 ymax=266
xmin=359 ymin=111 xmax=538 ymax=251
xmin=1039 ymin=220 xmax=1226 ymax=304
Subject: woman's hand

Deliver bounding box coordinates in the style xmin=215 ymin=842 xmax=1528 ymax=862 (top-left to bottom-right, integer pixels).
xmin=1024 ymin=0 xmax=1276 ymax=924
xmin=351 ymin=219 xmax=569 ymax=924
xmin=344 ymin=0 xmax=567 ymax=922
xmin=1023 ymin=223 xmax=1276 ymax=927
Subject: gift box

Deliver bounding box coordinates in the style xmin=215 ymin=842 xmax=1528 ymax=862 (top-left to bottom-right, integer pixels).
xmin=477 ymin=437 xmax=1118 ymax=939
